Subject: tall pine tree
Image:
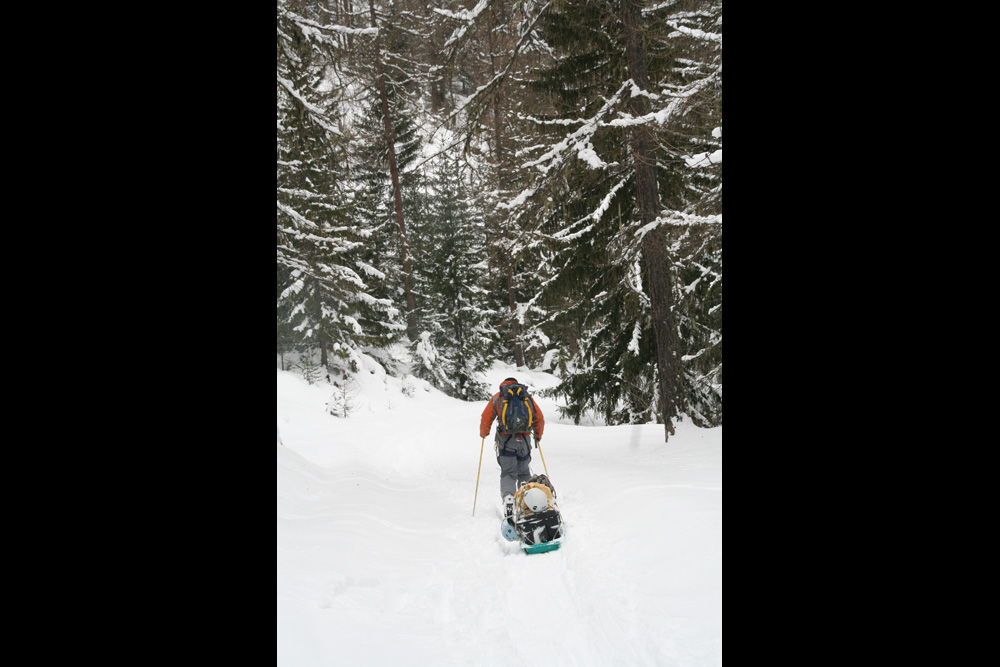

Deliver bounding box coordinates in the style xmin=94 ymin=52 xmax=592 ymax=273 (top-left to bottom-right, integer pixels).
xmin=409 ymin=156 xmax=496 ymax=400
xmin=277 ymin=1 xmax=400 ymax=370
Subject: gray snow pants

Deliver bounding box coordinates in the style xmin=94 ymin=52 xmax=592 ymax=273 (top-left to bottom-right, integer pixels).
xmin=496 ymin=432 xmax=532 ymax=499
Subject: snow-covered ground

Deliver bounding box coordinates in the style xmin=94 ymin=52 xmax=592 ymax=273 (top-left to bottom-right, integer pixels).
xmin=277 ymin=357 xmax=722 ymax=666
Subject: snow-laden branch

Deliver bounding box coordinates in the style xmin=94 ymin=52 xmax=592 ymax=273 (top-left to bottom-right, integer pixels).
xmin=682 ymin=338 xmax=722 ymax=364
xmin=276 ymin=76 xmax=341 ymax=135
xmin=415 ymin=2 xmax=552 ymax=170
xmin=590 ymin=176 xmax=629 ymax=222
xmin=279 ymin=274 xmax=305 ymax=301
xmin=627 ymin=322 xmax=642 ymax=355
xmin=514 ymin=143 xmax=551 ymax=157
xmin=277 ymin=203 xmax=369 ymax=255
xmin=277 ymin=186 xmax=330 ymax=200
xmin=496 ymin=187 xmax=536 ymax=211
xmin=629 ymin=80 xmax=661 ymax=101
xmin=277 ymin=201 xmax=317 ymax=229
xmin=632 ymin=211 xmax=722 ymax=244
xmin=517 ymin=114 xmax=587 ymax=127
xmin=684 ymin=149 xmax=721 ymax=168
xmin=683 ymin=261 xmax=722 ymax=294
xmin=605 ymin=73 xmax=717 ymax=130
xmin=282 ymin=7 xmax=378 ymax=37
xmin=521 ymin=80 xmax=632 ymax=174
xmin=643 ymin=0 xmax=683 ymax=13
xmin=667 ymin=22 xmax=722 ymax=44
xmin=435 ymin=0 xmax=489 ymax=47
xmin=501 ymin=81 xmax=639 ymax=215
xmin=277 ymin=223 xmax=366 ymax=250
xmin=550 ymin=175 xmax=629 ymax=243
xmin=623 ymin=260 xmax=650 ymax=308
xmin=355 ymin=261 xmax=386 ymax=280
xmin=357 ymin=292 xmax=398 ymax=318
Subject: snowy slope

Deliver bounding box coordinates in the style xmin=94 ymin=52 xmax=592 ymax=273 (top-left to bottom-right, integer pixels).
xmin=277 ymin=358 xmax=722 ymax=666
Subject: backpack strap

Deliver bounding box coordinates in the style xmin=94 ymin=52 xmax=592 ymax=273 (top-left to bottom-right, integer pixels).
xmin=492 ymin=394 xmax=506 ymax=435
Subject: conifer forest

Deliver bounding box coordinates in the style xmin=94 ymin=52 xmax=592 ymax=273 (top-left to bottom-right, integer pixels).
xmin=276 ymin=0 xmax=722 ymax=439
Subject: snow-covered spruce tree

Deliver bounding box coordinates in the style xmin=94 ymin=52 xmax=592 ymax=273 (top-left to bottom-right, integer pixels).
xmin=408 ymin=156 xmax=495 ymax=400
xmin=349 ymin=0 xmax=424 ymax=342
xmin=455 ymin=0 xmax=722 ymax=436
xmin=344 ymin=83 xmax=426 ymax=357
xmin=430 ymin=0 xmax=556 ymax=371
xmin=344 ymin=19 xmax=430 ymax=357
xmin=277 ymin=1 xmax=401 ymax=369
xmin=660 ymin=2 xmax=722 ymax=427
xmin=565 ymin=0 xmax=721 ymax=431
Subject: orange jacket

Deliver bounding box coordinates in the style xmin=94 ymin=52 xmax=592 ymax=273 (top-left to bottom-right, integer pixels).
xmin=480 ymin=379 xmax=545 ymax=439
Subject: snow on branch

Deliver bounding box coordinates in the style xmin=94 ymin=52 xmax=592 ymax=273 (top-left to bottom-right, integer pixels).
xmin=682 ymin=340 xmax=722 ymax=363
xmin=313 ymin=22 xmax=378 ymax=37
xmin=357 ymin=292 xmax=399 ymax=319
xmin=514 ymin=143 xmax=551 ymax=158
xmin=657 ymin=211 xmax=722 ymax=227
xmin=277 ymin=223 xmax=366 ymax=251
xmin=684 ymin=149 xmax=722 ymax=168
xmin=284 ymin=7 xmax=379 ymax=37
xmin=666 ymin=22 xmax=722 ymax=44
xmin=627 ymin=322 xmax=642 ymax=355
xmin=521 ymin=80 xmax=631 ymax=174
xmin=605 ymin=74 xmax=717 ymax=129
xmin=501 ymin=81 xmax=636 ymax=216
xmin=629 ymin=80 xmax=660 ymax=100
xmin=623 ymin=260 xmax=650 ymax=307
xmin=418 ymin=2 xmax=552 ymax=166
xmin=632 ymin=211 xmax=722 ymax=244
xmin=550 ymin=216 xmax=595 ymax=242
xmin=643 ymin=0 xmax=683 ymax=13
xmin=276 ymin=76 xmax=341 ymax=135
xmin=435 ymin=0 xmax=489 ymax=47
xmin=683 ymin=261 xmax=721 ymax=294
xmin=550 ymin=175 xmax=629 ymax=243
xmin=355 ymin=261 xmax=386 ymax=280
xmin=496 ymin=186 xmax=536 ymax=211
xmin=277 ymin=201 xmax=317 ymax=229
xmin=279 ymin=275 xmax=305 ymax=301
xmin=517 ymin=114 xmax=587 ymax=127
xmin=434 ymin=0 xmax=489 ymax=23
xmin=591 ymin=175 xmax=629 ymax=222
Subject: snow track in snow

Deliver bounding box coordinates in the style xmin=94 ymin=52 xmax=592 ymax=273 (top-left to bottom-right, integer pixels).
xmin=278 ymin=363 xmax=721 ymax=666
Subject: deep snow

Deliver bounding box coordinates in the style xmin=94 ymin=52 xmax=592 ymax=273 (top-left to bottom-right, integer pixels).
xmin=277 ymin=356 xmax=722 ymax=666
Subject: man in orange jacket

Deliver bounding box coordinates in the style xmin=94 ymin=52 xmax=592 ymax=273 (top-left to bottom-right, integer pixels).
xmin=480 ymin=377 xmax=545 ymax=518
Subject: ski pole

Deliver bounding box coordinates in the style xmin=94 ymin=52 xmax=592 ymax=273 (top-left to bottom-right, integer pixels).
xmin=472 ymin=437 xmax=484 ymax=516
xmin=536 ymin=436 xmax=550 ymax=480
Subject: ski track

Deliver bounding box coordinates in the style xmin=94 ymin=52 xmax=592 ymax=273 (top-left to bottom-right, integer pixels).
xmin=278 ymin=368 xmax=721 ymax=667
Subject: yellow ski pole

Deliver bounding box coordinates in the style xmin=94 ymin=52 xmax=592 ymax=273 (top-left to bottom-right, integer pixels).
xmin=536 ymin=436 xmax=550 ymax=479
xmin=472 ymin=437 xmax=485 ymax=516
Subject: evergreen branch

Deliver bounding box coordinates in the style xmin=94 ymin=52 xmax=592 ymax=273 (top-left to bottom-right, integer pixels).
xmin=276 ymin=76 xmax=341 ymax=136
xmin=415 ymin=1 xmax=553 ymax=168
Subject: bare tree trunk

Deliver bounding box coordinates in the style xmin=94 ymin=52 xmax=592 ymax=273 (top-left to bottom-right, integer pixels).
xmin=496 ymin=93 xmax=525 ymax=367
xmin=314 ymin=280 xmax=330 ymax=367
xmin=621 ymin=0 xmax=678 ymax=441
xmin=345 ymin=0 xmax=353 ymax=50
xmin=368 ymin=0 xmax=418 ymax=341
xmin=418 ymin=0 xmax=444 ymax=111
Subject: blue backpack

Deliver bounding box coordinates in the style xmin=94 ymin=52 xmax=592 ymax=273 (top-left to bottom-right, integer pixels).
xmin=495 ymin=384 xmax=534 ymax=434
